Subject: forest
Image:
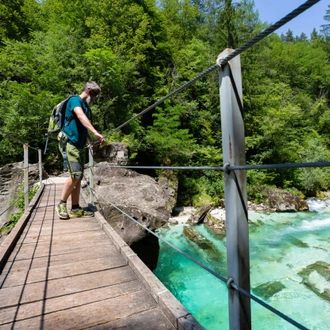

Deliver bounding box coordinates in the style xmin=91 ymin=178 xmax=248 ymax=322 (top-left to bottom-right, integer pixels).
xmin=1 ymin=0 xmax=330 ymax=206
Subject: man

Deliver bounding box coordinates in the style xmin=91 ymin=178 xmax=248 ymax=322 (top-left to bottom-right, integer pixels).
xmin=56 ymin=81 xmax=105 ymax=220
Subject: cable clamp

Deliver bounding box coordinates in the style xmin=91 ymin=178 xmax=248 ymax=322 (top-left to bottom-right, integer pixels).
xmin=216 ymin=56 xmax=224 ymax=70
xmin=227 ymin=277 xmax=234 ymax=289
xmin=223 ymin=163 xmax=231 ymax=174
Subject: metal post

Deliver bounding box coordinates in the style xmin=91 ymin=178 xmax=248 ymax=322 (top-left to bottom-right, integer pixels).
xmin=218 ymin=48 xmax=251 ymax=329
xmin=38 ymin=149 xmax=42 ymax=186
xmin=24 ymin=144 xmax=29 ymax=210
xmin=89 ymin=148 xmax=94 ymax=204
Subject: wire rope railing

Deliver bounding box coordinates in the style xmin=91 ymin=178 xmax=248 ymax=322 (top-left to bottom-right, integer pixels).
xmin=0 ymin=128 xmax=44 ymax=231
xmin=0 ymin=190 xmax=31 ymax=218
xmin=0 ymin=1 xmax=322 ymax=329
xmin=87 ymin=160 xmax=330 ymax=172
xmin=83 ymin=1 xmax=322 ymax=329
xmin=0 ymin=128 xmax=40 ymax=152
xmin=88 ymin=0 xmax=321 ymax=149
xmin=88 ymin=185 xmax=308 ymax=330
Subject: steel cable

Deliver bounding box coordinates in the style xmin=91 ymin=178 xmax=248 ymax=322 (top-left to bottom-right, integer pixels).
xmin=231 ymin=283 xmax=309 ymax=330
xmin=0 ymin=190 xmax=30 ymax=218
xmin=89 ymin=0 xmax=321 ymax=149
xmin=85 ymin=160 xmax=330 ymax=172
xmin=0 ymin=128 xmax=40 ymax=152
xmin=89 ymin=186 xmax=309 ymax=330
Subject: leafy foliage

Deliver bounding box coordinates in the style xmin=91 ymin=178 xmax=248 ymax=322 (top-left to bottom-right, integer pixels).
xmin=1 ymin=0 xmax=330 ymax=203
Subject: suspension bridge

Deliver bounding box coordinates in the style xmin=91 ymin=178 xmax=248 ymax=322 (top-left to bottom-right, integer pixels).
xmin=0 ymin=178 xmax=198 ymax=329
xmin=0 ymin=1 xmax=326 ymax=329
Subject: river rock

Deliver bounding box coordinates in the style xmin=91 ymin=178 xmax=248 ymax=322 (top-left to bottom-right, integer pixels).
xmin=250 ymin=186 xmax=309 ymax=212
xmin=184 ymin=226 xmax=214 ymax=250
xmin=204 ymin=212 xmax=226 ymax=237
xmin=183 ymin=226 xmax=226 ymax=274
xmin=187 ymin=204 xmax=214 ymax=224
xmin=298 ymin=261 xmax=330 ymax=302
xmin=186 ymin=205 xmax=226 ymax=237
xmin=252 ymin=281 xmax=286 ymax=300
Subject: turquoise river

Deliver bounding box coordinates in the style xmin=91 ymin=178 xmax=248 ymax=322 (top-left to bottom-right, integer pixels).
xmin=153 ymin=199 xmax=330 ymax=330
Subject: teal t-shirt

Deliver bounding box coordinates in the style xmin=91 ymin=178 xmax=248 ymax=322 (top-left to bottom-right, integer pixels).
xmin=62 ymin=96 xmax=91 ymax=149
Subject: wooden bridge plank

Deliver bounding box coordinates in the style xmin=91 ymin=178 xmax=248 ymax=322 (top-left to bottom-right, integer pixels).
xmin=2 ymin=254 xmax=127 ymax=288
xmin=7 ymin=240 xmax=112 ymax=264
xmin=1 ymin=244 xmax=118 ymax=276
xmin=19 ymin=220 xmax=102 ymax=238
xmin=0 ymin=266 xmax=136 ymax=309
xmin=8 ymin=232 xmax=112 ymax=261
xmin=87 ymin=308 xmax=176 ymax=330
xmin=0 ymin=280 xmax=144 ymax=325
xmin=1 ymin=290 xmax=162 ymax=330
xmin=18 ymin=228 xmax=106 ymax=245
xmin=19 ymin=228 xmax=107 ymax=245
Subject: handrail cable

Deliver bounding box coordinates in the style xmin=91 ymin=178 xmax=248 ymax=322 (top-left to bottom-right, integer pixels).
xmin=0 ymin=128 xmax=40 ymax=152
xmin=0 ymin=189 xmax=31 ymax=218
xmin=0 ymin=1 xmax=320 ymax=328
xmin=87 ymin=160 xmax=330 ymax=172
xmin=88 ymin=0 xmax=320 ymax=149
xmin=83 ymin=3 xmax=320 ymax=328
xmin=89 ymin=186 xmax=308 ymax=330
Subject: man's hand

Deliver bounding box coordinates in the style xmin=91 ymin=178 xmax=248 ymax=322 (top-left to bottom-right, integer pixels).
xmin=94 ymin=132 xmax=105 ymax=144
xmin=89 ymin=132 xmax=105 ymax=150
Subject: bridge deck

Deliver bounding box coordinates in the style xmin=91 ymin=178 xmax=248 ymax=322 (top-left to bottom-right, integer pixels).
xmin=0 ymin=181 xmax=202 ymax=330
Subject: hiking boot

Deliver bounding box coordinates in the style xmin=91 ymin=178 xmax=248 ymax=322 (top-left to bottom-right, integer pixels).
xmin=56 ymin=203 xmax=70 ymax=220
xmin=69 ymin=207 xmax=94 ymax=218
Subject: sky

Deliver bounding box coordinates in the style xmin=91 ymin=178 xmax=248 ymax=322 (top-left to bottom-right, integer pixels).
xmin=253 ymin=0 xmax=329 ymax=37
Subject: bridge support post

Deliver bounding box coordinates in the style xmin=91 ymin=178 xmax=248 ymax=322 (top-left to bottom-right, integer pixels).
xmin=218 ymin=48 xmax=251 ymax=330
xmin=24 ymin=144 xmax=29 ymax=210
xmin=89 ymin=148 xmax=94 ymax=204
xmin=38 ymin=149 xmax=42 ymax=186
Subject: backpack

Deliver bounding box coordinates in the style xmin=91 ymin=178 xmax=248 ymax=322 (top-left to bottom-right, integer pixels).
xmin=44 ymin=96 xmax=74 ymax=155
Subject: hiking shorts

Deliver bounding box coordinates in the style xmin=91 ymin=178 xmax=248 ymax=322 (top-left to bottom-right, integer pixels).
xmin=58 ymin=136 xmax=85 ymax=180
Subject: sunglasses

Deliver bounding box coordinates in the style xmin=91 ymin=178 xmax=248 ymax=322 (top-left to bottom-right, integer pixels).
xmin=89 ymin=89 xmax=100 ymax=99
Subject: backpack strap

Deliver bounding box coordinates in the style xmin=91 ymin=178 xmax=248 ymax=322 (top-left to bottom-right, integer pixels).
xmin=62 ymin=139 xmax=68 ymax=171
xmin=59 ymin=132 xmax=69 ymax=171
xmin=44 ymin=135 xmax=49 ymax=155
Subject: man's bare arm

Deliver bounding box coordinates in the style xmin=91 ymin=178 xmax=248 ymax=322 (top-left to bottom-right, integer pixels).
xmin=74 ymin=106 xmax=105 ymax=144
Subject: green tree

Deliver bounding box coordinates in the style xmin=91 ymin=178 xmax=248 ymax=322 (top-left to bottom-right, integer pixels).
xmin=145 ymin=102 xmax=197 ymax=165
xmin=0 ymin=0 xmax=41 ymax=45
xmin=295 ymin=137 xmax=330 ymax=195
xmin=321 ymin=5 xmax=330 ymax=37
xmin=284 ymin=29 xmax=295 ymax=43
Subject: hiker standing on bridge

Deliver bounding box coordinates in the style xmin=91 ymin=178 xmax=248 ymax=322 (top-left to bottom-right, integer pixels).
xmin=56 ymin=81 xmax=105 ymax=220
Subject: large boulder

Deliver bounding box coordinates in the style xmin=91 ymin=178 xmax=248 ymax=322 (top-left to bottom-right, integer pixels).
xmin=186 ymin=204 xmax=226 ymax=237
xmin=264 ymin=186 xmax=309 ymax=212
xmin=249 ymin=186 xmax=309 ymax=212
xmin=93 ymin=164 xmax=171 ymax=243
xmin=93 ymin=142 xmax=129 ymax=165
xmin=91 ymin=163 xmax=172 ymax=269
xmin=187 ymin=204 xmax=214 ymax=224
xmin=298 ymin=261 xmax=330 ymax=302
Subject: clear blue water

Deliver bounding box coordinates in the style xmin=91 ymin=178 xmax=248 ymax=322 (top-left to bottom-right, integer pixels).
xmin=153 ymin=199 xmax=330 ymax=330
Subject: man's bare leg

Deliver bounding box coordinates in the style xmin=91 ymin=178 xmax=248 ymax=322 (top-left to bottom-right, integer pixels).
xmin=61 ymin=177 xmax=81 ymax=202
xmin=71 ymin=179 xmax=81 ymax=205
